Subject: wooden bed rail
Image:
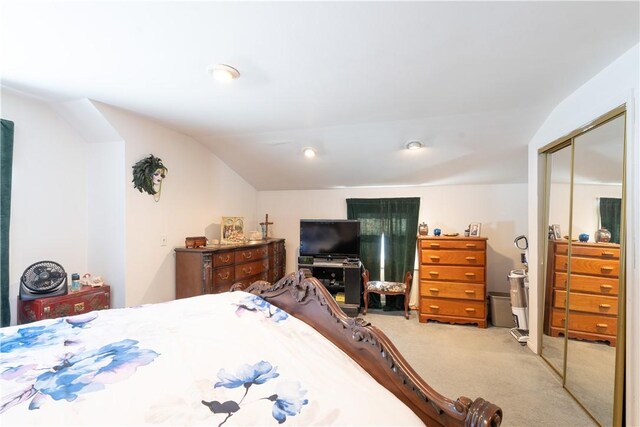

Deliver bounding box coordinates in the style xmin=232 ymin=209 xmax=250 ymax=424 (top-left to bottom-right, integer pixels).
xmin=234 ymin=270 xmax=503 ymax=427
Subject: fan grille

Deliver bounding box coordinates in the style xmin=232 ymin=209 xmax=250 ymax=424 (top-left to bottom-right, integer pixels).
xmin=21 ymin=261 xmax=67 ymax=293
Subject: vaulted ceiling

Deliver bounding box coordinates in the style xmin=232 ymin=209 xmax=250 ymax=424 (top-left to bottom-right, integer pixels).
xmin=1 ymin=1 xmax=638 ymax=190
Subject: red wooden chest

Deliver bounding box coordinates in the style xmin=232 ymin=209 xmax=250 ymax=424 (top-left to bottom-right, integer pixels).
xmin=17 ymin=285 xmax=111 ymax=324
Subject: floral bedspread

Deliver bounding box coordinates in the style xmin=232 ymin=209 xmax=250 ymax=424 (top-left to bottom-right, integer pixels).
xmin=1 ymin=291 xmax=423 ymax=426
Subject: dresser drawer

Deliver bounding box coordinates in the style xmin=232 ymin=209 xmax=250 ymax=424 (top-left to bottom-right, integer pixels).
xmin=419 ymin=265 xmax=484 ymax=282
xmin=212 ymin=266 xmax=235 ymax=293
xmin=235 ymin=246 xmax=268 ymax=263
xmin=551 ymin=308 xmax=617 ymax=336
xmin=555 ymin=255 xmax=619 ymax=277
xmin=233 ymin=271 xmax=270 ymax=288
xmin=420 ymin=250 xmax=485 ymax=266
xmin=420 ymin=239 xmax=485 ymax=251
xmin=420 ymin=281 xmax=485 ymax=301
xmin=213 ymin=251 xmax=235 ymax=267
xmin=235 ymin=259 xmax=269 ymax=280
xmin=553 ymin=272 xmax=619 ymax=295
xmin=555 ymin=243 xmax=619 ymax=259
xmin=421 ymin=297 xmax=485 ymax=319
xmin=554 ymin=290 xmax=618 ymax=315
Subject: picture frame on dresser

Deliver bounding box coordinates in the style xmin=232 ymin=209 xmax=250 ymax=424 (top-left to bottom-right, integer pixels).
xmin=469 ymin=222 xmax=481 ymax=237
xmin=221 ymin=216 xmax=245 ymax=244
xmin=551 ymin=224 xmax=562 ymax=240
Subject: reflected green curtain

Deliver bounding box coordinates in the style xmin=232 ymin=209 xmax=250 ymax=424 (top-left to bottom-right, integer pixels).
xmin=599 ymin=197 xmax=621 ymax=244
xmin=1 ymin=119 xmax=14 ymax=327
xmin=347 ymin=198 xmax=420 ymax=310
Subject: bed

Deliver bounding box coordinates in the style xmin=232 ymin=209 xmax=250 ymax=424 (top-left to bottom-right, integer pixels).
xmin=1 ymin=270 xmax=502 ymax=426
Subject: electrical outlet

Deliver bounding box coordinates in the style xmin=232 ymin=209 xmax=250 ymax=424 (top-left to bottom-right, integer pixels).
xmin=160 ymin=235 xmax=167 ymax=246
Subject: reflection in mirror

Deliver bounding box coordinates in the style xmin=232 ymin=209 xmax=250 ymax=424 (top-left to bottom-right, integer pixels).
xmin=541 ymin=144 xmax=572 ymax=378
xmin=565 ymin=114 xmax=624 ymax=426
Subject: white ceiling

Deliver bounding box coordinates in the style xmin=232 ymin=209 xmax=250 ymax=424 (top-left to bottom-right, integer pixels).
xmin=1 ymin=1 xmax=638 ymax=191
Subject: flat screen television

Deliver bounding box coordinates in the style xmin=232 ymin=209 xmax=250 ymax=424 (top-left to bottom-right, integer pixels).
xmin=299 ymin=219 xmax=360 ymax=259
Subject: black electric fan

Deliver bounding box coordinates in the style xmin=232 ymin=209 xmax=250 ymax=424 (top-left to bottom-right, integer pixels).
xmin=20 ymin=261 xmax=68 ymax=300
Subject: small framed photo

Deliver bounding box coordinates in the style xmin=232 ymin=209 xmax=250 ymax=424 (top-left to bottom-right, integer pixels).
xmin=418 ymin=222 xmax=429 ymax=236
xmin=469 ymin=222 xmax=482 ymax=237
xmin=551 ymin=224 xmax=562 ymax=240
xmin=221 ymin=217 xmax=245 ymax=244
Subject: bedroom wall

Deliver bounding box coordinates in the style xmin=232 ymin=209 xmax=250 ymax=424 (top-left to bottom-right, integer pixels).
xmin=256 ymin=183 xmax=528 ymax=300
xmin=91 ymin=103 xmax=259 ymax=307
xmin=2 ymin=88 xmax=90 ymax=326
xmin=527 ymin=43 xmax=639 ymax=424
xmin=1 ymin=89 xmax=259 ymax=324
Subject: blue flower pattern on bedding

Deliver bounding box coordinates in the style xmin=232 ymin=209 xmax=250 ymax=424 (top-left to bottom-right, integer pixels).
xmin=235 ymin=294 xmax=289 ymax=322
xmin=202 ymin=360 xmax=308 ymax=426
xmin=0 ymin=312 xmax=159 ymax=414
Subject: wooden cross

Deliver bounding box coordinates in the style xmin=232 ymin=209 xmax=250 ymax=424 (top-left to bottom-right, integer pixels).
xmin=259 ymin=214 xmax=273 ymax=239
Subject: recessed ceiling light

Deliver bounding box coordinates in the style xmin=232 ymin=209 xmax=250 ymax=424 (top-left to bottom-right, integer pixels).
xmin=303 ymin=147 xmax=317 ymax=158
xmin=208 ymin=64 xmax=240 ymax=83
xmin=405 ymin=140 xmax=423 ymax=150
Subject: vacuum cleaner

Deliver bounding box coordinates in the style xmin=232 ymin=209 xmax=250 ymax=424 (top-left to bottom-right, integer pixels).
xmin=510 ymin=235 xmax=529 ymax=345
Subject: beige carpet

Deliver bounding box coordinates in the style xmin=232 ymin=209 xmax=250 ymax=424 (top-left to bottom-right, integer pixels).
xmin=364 ymin=309 xmax=597 ymax=427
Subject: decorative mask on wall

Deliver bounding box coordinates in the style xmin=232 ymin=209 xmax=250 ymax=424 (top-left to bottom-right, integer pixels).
xmin=132 ymin=154 xmax=168 ymax=202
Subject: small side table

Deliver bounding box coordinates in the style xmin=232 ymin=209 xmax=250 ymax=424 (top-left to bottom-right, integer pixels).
xmin=17 ymin=285 xmax=111 ymax=324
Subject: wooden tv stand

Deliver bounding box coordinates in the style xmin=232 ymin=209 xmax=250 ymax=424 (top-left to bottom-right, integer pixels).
xmin=298 ymin=258 xmax=362 ymax=316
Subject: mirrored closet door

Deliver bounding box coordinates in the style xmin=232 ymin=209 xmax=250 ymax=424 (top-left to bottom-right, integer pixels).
xmin=539 ymin=108 xmax=626 ymax=427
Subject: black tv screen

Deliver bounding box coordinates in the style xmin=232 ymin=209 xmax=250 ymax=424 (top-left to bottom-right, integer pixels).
xmin=299 ymin=219 xmax=360 ymax=259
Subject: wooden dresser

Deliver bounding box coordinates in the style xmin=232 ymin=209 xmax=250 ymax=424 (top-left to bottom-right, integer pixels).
xmin=175 ymin=238 xmax=286 ymax=299
xmin=17 ymin=285 xmax=111 ymax=324
xmin=544 ymin=240 xmax=620 ymax=346
xmin=417 ymin=236 xmax=488 ymax=328
xmin=268 ymin=239 xmax=286 ymax=283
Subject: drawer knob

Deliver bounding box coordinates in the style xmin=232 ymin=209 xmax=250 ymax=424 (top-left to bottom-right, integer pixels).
xmin=430 ymin=243 xmax=441 ymax=248
xmin=464 ymin=272 xmax=476 ymax=277
xmin=465 ymin=243 xmax=477 ymax=248
xmin=220 ymin=255 xmax=231 ymax=262
xmin=74 ymin=302 xmax=85 ymax=313
xmin=599 ymin=303 xmax=611 ymax=310
xmin=242 ymin=267 xmax=253 ymax=274
xmin=602 ymin=251 xmax=615 ymax=257
xmin=429 ymin=287 xmax=439 ymax=293
xmin=465 ymin=256 xmax=477 ymax=262
xmin=243 ymin=252 xmax=253 ymax=259
xmin=465 ymin=308 xmax=476 ymax=313
xmin=600 ymin=284 xmax=613 ymax=291
xmin=464 ymin=289 xmax=475 ymax=295
xmin=429 ymin=271 xmax=439 ymax=276
xmin=430 ymin=256 xmax=441 ymax=261
xmin=218 ymin=272 xmax=230 ymax=280
xmin=429 ymin=305 xmax=439 ymax=310
xmin=596 ymin=323 xmax=608 ymax=329
xmin=600 ymin=266 xmax=613 ymax=273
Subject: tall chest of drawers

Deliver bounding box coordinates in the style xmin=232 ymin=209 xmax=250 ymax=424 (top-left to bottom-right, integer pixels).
xmin=544 ymin=240 xmax=620 ymax=346
xmin=417 ymin=236 xmax=488 ymax=328
xmin=175 ymin=238 xmax=286 ymax=299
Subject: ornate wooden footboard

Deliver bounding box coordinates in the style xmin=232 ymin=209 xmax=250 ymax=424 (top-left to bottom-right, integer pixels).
xmin=234 ymin=270 xmax=503 ymax=427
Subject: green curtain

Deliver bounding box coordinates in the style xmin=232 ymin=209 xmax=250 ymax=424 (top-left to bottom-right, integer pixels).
xmin=1 ymin=119 xmax=14 ymax=327
xmin=599 ymin=197 xmax=621 ymax=244
xmin=347 ymin=197 xmax=420 ymax=310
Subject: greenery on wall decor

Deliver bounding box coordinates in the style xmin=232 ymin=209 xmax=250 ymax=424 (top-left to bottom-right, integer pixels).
xmin=132 ymin=154 xmax=168 ymax=202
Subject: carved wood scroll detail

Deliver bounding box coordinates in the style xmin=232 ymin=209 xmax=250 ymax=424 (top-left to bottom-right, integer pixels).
xmin=234 ymin=270 xmax=503 ymax=427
